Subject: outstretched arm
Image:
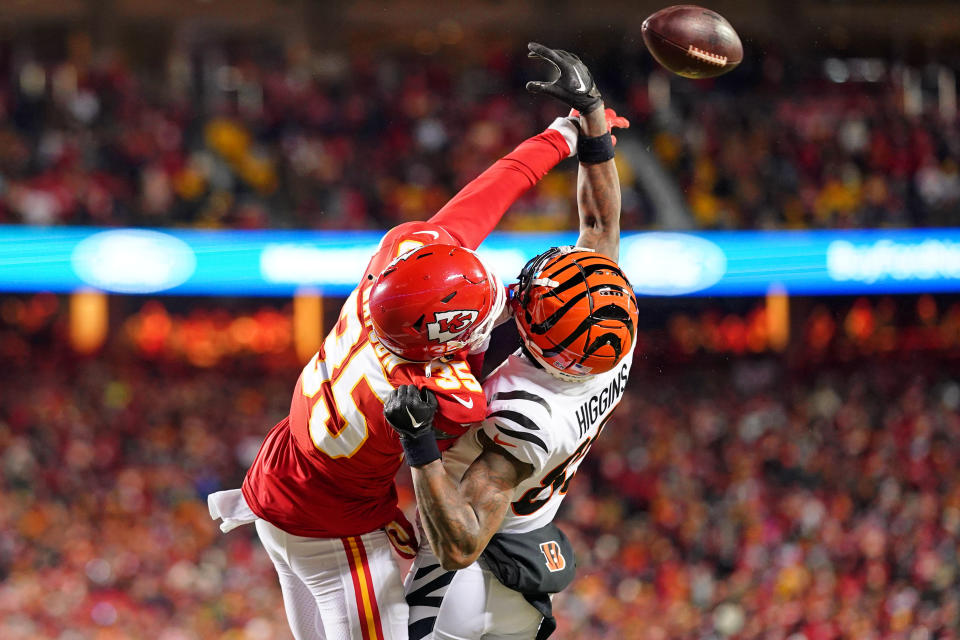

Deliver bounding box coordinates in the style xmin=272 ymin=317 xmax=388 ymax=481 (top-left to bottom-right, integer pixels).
xmin=428 ymin=122 xmax=577 ymax=250
xmin=412 ymin=432 xmax=532 ymax=570
xmin=428 ymin=41 xmax=609 ymax=250
xmin=524 ymin=42 xmax=625 ymax=262
xmin=575 ymin=107 xmax=623 ymax=262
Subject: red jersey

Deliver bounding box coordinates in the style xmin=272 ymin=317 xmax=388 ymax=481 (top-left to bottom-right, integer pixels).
xmin=243 ymin=277 xmax=486 ymax=538
xmin=242 ymin=127 xmax=572 ymax=538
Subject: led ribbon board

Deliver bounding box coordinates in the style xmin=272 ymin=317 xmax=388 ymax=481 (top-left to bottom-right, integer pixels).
xmin=3 ymin=226 xmax=960 ymax=297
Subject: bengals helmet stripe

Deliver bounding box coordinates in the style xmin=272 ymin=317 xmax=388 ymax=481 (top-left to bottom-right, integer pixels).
xmin=511 ymin=246 xmax=638 ymax=381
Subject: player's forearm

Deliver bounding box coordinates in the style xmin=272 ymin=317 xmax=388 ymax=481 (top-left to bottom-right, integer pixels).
xmin=576 ymin=107 xmax=621 ymax=261
xmin=411 ymin=461 xmax=487 ymax=570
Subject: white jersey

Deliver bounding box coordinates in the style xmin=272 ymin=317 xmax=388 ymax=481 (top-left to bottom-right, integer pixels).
xmin=441 ymin=348 xmax=633 ymax=534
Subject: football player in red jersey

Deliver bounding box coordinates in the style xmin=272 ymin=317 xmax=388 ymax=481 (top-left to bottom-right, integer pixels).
xmin=209 ymin=51 xmax=587 ymax=640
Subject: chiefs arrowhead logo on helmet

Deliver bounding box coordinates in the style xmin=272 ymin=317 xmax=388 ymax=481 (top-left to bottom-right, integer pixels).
xmin=426 ymin=310 xmax=479 ymax=344
xmin=369 ymin=243 xmax=505 ymax=362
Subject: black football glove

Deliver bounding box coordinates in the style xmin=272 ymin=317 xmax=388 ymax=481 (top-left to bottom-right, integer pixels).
xmin=384 ymin=385 xmax=441 ymax=467
xmin=526 ymin=42 xmax=603 ymax=115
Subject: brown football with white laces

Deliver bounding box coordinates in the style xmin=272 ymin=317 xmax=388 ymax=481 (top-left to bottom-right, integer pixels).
xmin=642 ymin=5 xmax=743 ymax=79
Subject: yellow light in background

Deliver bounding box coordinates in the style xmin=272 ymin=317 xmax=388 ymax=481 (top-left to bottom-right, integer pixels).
xmin=70 ymin=289 xmax=108 ymax=354
xmin=294 ymin=288 xmax=323 ymax=362
xmin=766 ymin=284 xmax=789 ymax=352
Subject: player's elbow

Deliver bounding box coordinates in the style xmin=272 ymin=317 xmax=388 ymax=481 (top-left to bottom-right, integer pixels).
xmin=437 ymin=545 xmax=479 ymax=571
xmin=438 ymin=552 xmax=474 ymax=571
xmin=578 ymin=227 xmax=620 ymax=261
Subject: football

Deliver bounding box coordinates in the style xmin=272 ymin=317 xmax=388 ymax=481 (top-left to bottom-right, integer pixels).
xmin=641 ymin=5 xmax=743 ymax=79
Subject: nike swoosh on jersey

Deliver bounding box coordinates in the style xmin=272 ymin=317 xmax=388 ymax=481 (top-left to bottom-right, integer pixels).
xmin=405 ymin=407 xmax=426 ymax=430
xmin=492 ymin=433 xmax=518 ymax=448
xmin=496 ymin=425 xmax=548 ymax=452
xmin=450 ymin=394 xmax=474 ymax=409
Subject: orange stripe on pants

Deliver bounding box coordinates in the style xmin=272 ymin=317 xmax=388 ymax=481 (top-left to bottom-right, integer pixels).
xmin=342 ymin=536 xmax=383 ymax=640
xmin=352 ymin=535 xmax=385 ymax=639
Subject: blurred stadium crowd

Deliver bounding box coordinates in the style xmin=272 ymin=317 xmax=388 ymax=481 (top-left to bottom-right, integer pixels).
xmin=1 ymin=340 xmax=958 ymax=639
xmin=0 ymin=42 xmax=958 ymax=231
xmin=3 ymin=17 xmax=960 ymax=640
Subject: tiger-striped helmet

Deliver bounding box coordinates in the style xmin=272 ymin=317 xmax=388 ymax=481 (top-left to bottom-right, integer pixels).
xmin=510 ymin=246 xmax=638 ymax=381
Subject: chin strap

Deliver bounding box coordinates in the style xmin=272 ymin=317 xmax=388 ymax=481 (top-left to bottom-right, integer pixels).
xmin=520 ymin=339 xmax=591 ymax=383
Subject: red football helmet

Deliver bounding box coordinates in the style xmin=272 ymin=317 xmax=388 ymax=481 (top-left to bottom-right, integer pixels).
xmin=363 ymin=221 xmax=460 ymax=281
xmin=510 ymin=246 xmax=638 ymax=381
xmin=369 ymin=244 xmax=505 ymax=362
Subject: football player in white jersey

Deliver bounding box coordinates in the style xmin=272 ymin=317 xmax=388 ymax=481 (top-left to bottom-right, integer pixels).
xmin=382 ymin=44 xmax=639 ymax=640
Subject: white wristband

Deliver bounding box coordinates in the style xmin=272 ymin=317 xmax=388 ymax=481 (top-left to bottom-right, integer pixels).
xmin=547 ymin=117 xmax=579 ymax=158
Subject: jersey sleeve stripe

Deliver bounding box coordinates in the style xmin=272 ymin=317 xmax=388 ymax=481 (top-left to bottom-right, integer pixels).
xmin=491 ymin=390 xmax=552 ymax=416
xmin=488 ymin=409 xmax=542 ymax=432
xmin=495 ymin=425 xmax=549 ymax=453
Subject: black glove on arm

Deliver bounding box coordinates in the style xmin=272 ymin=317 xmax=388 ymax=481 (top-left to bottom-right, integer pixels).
xmin=384 ymin=385 xmax=441 ymax=467
xmin=525 ymin=42 xmax=603 ymax=115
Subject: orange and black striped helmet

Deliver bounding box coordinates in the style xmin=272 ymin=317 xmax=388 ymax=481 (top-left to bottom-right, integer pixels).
xmin=510 ymin=247 xmax=638 ymax=380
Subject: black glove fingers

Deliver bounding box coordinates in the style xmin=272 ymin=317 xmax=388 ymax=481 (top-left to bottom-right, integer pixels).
xmin=386 ymin=385 xmax=441 ymax=467
xmin=419 ymin=387 xmax=438 ymax=410
xmin=526 ymin=80 xmax=568 ymax=100
xmin=526 ymin=80 xmax=560 ymax=97
xmin=527 ymin=42 xmax=563 ymax=65
xmin=542 ymin=83 xmax=570 ymax=102
xmin=526 ymin=52 xmax=561 ymax=80
xmin=390 ymin=387 xmax=404 ymax=404
xmin=525 ymin=80 xmax=548 ymax=94
xmin=395 ymin=385 xmax=413 ymax=410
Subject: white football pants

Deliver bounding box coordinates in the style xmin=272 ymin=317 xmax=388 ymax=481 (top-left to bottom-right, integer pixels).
xmin=405 ymin=540 xmax=543 ymax=640
xmin=255 ymin=519 xmax=409 ymax=640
